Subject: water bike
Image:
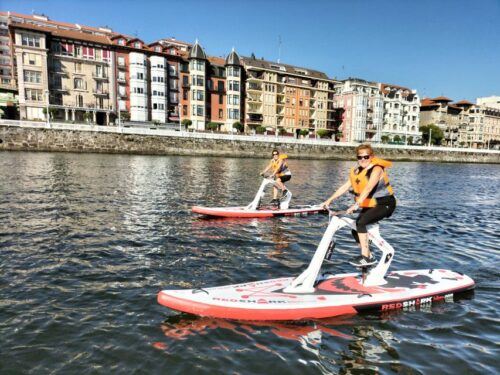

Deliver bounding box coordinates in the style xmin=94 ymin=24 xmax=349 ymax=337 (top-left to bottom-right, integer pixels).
xmin=158 ymin=212 xmax=474 ymax=321
xmin=192 ymin=176 xmax=326 ymax=218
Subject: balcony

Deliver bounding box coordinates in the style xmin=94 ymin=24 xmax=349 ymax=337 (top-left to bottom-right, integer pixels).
xmin=117 ymin=77 xmax=126 ymax=84
xmin=247 ymin=83 xmax=262 ymax=91
xmin=93 ymin=89 xmax=109 ymax=97
xmin=118 ymin=92 xmax=127 ymax=98
xmin=51 ymin=86 xmax=69 ymax=92
xmin=92 ymin=72 xmax=109 ymax=81
xmin=247 ymin=114 xmax=263 ymax=122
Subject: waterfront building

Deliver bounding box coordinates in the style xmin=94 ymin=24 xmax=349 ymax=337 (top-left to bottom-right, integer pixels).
xmin=240 ymin=56 xmax=339 ymax=137
xmin=477 ymin=96 xmax=500 ymax=110
xmin=332 ymin=78 xmax=383 ymax=142
xmin=379 ymin=83 xmax=421 ymax=144
xmin=420 ymin=96 xmax=500 ymax=148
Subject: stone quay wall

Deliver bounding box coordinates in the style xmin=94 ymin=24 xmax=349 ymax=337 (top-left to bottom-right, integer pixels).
xmin=1 ymin=124 xmax=499 ymax=163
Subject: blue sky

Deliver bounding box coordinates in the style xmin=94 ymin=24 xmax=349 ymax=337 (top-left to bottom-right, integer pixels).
xmin=3 ymin=0 xmax=500 ymax=101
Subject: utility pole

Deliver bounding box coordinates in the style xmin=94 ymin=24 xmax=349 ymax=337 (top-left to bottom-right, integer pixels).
xmin=428 ymin=128 xmax=432 ymax=147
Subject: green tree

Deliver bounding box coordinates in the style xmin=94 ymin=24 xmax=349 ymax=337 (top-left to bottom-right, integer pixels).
xmin=407 ymin=136 xmax=414 ymax=145
xmin=278 ymin=127 xmax=286 ymax=135
xmin=255 ymin=125 xmax=266 ymax=134
xmin=120 ymin=111 xmax=130 ymax=121
xmin=232 ymin=121 xmax=244 ymax=133
xmin=206 ymin=122 xmax=219 ymax=131
xmin=299 ymin=129 xmax=309 ymax=136
xmin=420 ymin=124 xmax=444 ymax=145
xmin=317 ymin=129 xmax=332 ymax=139
xmin=181 ymin=119 xmax=192 ymax=130
xmin=83 ymin=112 xmax=93 ymax=123
xmin=393 ymin=135 xmax=402 ymax=143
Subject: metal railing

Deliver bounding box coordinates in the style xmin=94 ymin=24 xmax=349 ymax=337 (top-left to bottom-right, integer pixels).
xmin=1 ymin=119 xmax=499 ymax=154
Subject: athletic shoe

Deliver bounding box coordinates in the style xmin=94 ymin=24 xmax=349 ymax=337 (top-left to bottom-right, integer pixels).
xmin=349 ymin=254 xmax=377 ymax=267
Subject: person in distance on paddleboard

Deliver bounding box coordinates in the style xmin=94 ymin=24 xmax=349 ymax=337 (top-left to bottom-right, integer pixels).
xmin=260 ymin=150 xmax=292 ymax=207
xmin=321 ymin=144 xmax=396 ymax=267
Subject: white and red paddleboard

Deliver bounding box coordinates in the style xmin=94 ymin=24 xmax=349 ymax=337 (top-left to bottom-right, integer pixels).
xmin=192 ymin=205 xmax=327 ymax=218
xmin=157 ymin=269 xmax=475 ymax=321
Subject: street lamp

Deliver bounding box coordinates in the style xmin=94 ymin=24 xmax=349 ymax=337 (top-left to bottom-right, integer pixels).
xmin=44 ymin=89 xmax=50 ymax=128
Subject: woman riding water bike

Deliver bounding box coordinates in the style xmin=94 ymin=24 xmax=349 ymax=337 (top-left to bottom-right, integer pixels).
xmin=322 ymin=144 xmax=396 ymax=267
xmin=260 ymin=150 xmax=292 ymax=207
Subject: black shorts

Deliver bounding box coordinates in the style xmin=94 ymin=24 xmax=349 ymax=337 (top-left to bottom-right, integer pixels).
xmin=277 ymin=174 xmax=291 ymax=183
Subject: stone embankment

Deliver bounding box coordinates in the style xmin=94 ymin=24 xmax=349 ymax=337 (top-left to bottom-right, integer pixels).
xmin=1 ymin=123 xmax=499 ymax=163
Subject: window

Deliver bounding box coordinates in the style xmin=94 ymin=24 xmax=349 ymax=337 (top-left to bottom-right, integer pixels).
xmin=192 ymin=105 xmax=204 ymax=116
xmin=192 ymin=75 xmax=204 ymax=87
xmin=218 ymin=81 xmax=224 ymax=91
xmin=134 ymin=42 xmax=141 ymax=49
xmin=21 ymin=34 xmax=41 ymax=48
xmin=133 ymin=87 xmax=144 ymax=94
xmin=118 ymin=39 xmax=125 ymax=46
xmin=75 ymin=46 xmax=82 ymax=57
xmin=192 ymin=90 xmax=204 ymax=101
xmin=76 ymin=94 xmax=83 ymax=107
xmin=118 ymin=56 xmax=125 ymax=66
xmin=190 ymin=60 xmax=204 ymax=71
xmin=74 ymin=78 xmax=85 ymax=90
xmin=219 ymin=95 xmax=223 ymax=105
xmin=228 ymin=81 xmax=240 ymax=91
xmin=183 ymin=105 xmax=187 ymax=115
xmin=75 ymin=62 xmax=82 ymax=73
xmin=24 ymin=53 xmax=40 ymax=66
xmin=25 ymin=88 xmax=43 ymax=101
xmin=183 ymin=90 xmax=188 ymax=100
xmin=227 ymin=66 xmax=240 ymax=77
xmin=23 ymin=70 xmax=42 ymax=83
xmin=228 ymin=108 xmax=239 ymax=119
xmin=219 ymin=109 xmax=223 ymax=118
xmin=182 ymin=76 xmax=189 ymax=85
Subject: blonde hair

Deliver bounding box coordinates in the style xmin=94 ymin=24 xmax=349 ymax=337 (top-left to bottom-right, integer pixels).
xmin=355 ymin=144 xmax=374 ymax=156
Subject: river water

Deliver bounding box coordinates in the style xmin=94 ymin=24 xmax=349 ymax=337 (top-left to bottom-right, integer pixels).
xmin=0 ymin=151 xmax=498 ymax=374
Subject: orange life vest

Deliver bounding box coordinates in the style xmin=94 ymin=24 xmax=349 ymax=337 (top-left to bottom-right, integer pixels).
xmin=271 ymin=154 xmax=290 ymax=177
xmin=349 ymin=157 xmax=394 ymax=208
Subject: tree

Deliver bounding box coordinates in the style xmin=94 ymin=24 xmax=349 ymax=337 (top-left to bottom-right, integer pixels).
xmin=120 ymin=111 xmax=130 ymax=121
xmin=255 ymin=125 xmax=266 ymax=134
xmin=381 ymin=135 xmax=390 ymax=144
xmin=278 ymin=127 xmax=286 ymax=136
xmin=42 ymin=107 xmax=57 ymax=119
xmin=393 ymin=135 xmax=402 ymax=143
xmin=407 ymin=136 xmax=414 ymax=145
xmin=206 ymin=122 xmax=219 ymax=131
xmin=420 ymin=124 xmax=444 ymax=145
xmin=299 ymin=129 xmax=309 ymax=137
xmin=181 ymin=119 xmax=192 ymax=129
xmin=250 ymin=52 xmax=256 ymax=60
xmin=83 ymin=112 xmax=93 ymax=123
xmin=317 ymin=129 xmax=332 ymax=139
xmin=232 ymin=121 xmax=244 ymax=133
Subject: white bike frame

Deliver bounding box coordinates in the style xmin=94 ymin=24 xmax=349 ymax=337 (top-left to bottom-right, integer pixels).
xmin=283 ymin=214 xmax=395 ymax=293
xmin=245 ymin=178 xmax=292 ymax=210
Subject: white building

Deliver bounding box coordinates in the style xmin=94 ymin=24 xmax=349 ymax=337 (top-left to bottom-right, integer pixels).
xmin=380 ymin=83 xmax=421 ymax=144
xmin=150 ymin=55 xmax=168 ymax=123
xmin=224 ymin=48 xmax=242 ymax=132
xmin=129 ymin=51 xmax=148 ymax=122
xmin=188 ymin=40 xmax=207 ymax=130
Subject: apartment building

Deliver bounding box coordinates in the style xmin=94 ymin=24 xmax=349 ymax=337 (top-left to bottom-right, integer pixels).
xmin=332 ymin=78 xmax=383 ymax=142
xmin=420 ymin=96 xmax=500 ymax=148
xmin=379 ymin=83 xmax=421 ymax=143
xmin=240 ymin=57 xmax=338 ymax=136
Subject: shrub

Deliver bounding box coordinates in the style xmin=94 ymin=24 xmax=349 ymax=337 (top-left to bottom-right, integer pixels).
xmin=255 ymin=125 xmax=266 ymax=134
xmin=299 ymin=129 xmax=309 ymax=136
xmin=278 ymin=127 xmax=286 ymax=135
xmin=317 ymin=129 xmax=331 ymax=139
xmin=381 ymin=135 xmax=390 ymax=144
xmin=207 ymin=122 xmax=219 ymax=131
xmin=232 ymin=121 xmax=244 ymax=133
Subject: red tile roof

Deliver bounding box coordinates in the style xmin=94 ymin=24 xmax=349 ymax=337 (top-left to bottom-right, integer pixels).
xmin=431 ymin=96 xmax=452 ymax=102
xmin=454 ymin=100 xmax=474 ymax=106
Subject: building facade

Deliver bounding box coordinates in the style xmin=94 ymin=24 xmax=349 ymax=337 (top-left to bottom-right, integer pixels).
xmin=240 ymin=57 xmax=338 ymax=136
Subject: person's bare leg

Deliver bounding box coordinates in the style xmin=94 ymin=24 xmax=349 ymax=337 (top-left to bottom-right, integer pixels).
xmin=358 ymin=232 xmax=370 ymax=257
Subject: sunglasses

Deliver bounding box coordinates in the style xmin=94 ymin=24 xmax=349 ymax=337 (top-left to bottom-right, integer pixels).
xmin=272 ymin=153 xmax=278 ymax=156
xmin=357 ymin=155 xmax=371 ymax=160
